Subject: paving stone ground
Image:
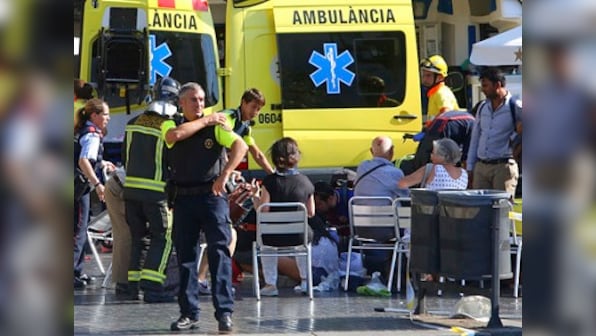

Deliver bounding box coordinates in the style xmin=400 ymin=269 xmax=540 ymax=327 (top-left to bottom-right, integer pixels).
xmin=75 ymin=254 xmax=522 ymax=335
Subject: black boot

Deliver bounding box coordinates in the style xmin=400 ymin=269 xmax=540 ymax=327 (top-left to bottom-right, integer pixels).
xmin=218 ymin=313 xmax=233 ymax=333
xmin=143 ymin=291 xmax=176 ymax=303
xmin=117 ymin=282 xmax=140 ymax=300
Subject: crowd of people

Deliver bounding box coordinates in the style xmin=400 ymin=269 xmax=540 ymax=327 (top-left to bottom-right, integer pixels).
xmin=74 ymin=57 xmax=522 ymax=333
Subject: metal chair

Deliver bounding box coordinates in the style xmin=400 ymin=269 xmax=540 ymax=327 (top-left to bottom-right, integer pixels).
xmin=87 ymin=210 xmax=113 ymax=276
xmin=393 ymin=197 xmax=412 ymax=292
xmin=344 ymin=196 xmax=405 ymax=293
xmin=509 ymin=211 xmax=523 ymax=298
xmin=253 ymin=202 xmax=313 ymax=300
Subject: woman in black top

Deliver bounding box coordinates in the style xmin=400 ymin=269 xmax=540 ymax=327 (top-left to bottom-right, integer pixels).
xmin=256 ymin=137 xmax=315 ymax=296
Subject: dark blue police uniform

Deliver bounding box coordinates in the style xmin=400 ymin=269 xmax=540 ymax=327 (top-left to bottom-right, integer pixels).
xmin=168 ymin=122 xmax=234 ymax=323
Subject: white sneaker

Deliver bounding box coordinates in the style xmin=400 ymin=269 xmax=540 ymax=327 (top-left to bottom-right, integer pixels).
xmin=260 ymin=285 xmax=279 ymax=297
xmin=293 ymin=281 xmax=307 ymax=293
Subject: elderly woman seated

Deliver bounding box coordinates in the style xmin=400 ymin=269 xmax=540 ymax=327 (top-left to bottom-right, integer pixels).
xmin=398 ymin=138 xmax=468 ymax=190
xmin=398 ymin=138 xmax=467 ymax=282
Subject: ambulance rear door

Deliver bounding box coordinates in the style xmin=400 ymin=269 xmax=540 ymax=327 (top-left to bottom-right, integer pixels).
xmin=272 ymin=2 xmax=422 ymax=168
xmin=241 ymin=6 xmax=284 ymax=169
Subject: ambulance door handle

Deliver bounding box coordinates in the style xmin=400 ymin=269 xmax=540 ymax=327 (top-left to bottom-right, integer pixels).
xmin=393 ymin=113 xmax=417 ymax=120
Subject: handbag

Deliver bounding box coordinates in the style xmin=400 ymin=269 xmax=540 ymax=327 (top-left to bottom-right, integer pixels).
xmin=420 ymin=163 xmax=433 ymax=188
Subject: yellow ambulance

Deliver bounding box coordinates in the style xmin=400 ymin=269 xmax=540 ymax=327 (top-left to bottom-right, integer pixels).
xmin=224 ymin=0 xmax=422 ymax=170
xmin=77 ymin=0 xmax=221 ymax=143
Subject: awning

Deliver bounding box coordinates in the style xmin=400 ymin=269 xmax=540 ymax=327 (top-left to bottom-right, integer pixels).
xmin=470 ymin=25 xmax=522 ymax=66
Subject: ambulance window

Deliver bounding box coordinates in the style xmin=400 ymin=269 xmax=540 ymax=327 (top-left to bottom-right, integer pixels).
xmin=277 ymin=32 xmax=406 ymax=109
xmin=89 ymin=38 xmax=146 ymax=109
xmin=152 ymin=32 xmax=220 ymax=108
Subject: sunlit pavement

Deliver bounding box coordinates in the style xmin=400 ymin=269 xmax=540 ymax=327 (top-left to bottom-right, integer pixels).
xmin=74 ymin=254 xmax=522 ymax=335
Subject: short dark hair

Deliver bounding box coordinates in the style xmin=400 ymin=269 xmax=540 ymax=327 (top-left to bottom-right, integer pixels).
xmin=241 ymin=88 xmax=265 ymax=106
xmin=74 ymin=79 xmax=94 ymax=100
xmin=479 ymin=67 xmax=506 ymax=87
xmin=314 ymin=181 xmax=335 ymax=201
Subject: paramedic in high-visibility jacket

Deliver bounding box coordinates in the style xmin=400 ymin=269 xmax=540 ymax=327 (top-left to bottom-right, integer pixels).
xmin=121 ymin=77 xmax=182 ymax=303
xmin=420 ymin=55 xmax=460 ymax=124
xmin=223 ymin=88 xmax=274 ymax=174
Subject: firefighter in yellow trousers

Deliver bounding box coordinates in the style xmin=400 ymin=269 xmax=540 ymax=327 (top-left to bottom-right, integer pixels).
xmin=121 ymin=77 xmax=180 ymax=302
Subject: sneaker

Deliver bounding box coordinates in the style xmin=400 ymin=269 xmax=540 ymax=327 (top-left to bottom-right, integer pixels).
xmin=198 ymin=279 xmax=211 ymax=295
xmin=74 ymin=277 xmax=87 ymax=289
xmin=79 ymin=274 xmax=96 ymax=283
xmin=259 ymin=285 xmax=278 ymax=297
xmin=170 ymin=316 xmax=199 ymax=331
xmin=293 ymin=280 xmax=307 ymax=293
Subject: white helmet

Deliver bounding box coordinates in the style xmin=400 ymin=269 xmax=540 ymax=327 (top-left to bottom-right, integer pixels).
xmin=146 ymin=100 xmax=178 ymax=118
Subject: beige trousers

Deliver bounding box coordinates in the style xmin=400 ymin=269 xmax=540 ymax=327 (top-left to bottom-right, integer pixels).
xmin=104 ymin=177 xmax=130 ymax=285
xmin=472 ymin=159 xmax=519 ymax=198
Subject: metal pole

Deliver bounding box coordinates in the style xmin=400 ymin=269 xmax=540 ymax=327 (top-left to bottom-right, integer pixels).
xmin=487 ymin=199 xmax=504 ymax=328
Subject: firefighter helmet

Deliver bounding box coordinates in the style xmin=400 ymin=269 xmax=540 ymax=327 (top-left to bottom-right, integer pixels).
xmin=153 ymin=76 xmax=180 ymax=103
xmin=420 ymin=55 xmax=448 ymax=77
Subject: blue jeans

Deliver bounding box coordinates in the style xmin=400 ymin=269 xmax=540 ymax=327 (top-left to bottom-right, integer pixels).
xmin=173 ymin=193 xmax=233 ymax=321
xmin=74 ymin=192 xmax=90 ymax=277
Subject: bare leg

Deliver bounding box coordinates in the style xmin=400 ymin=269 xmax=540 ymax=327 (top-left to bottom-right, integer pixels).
xmin=198 ymin=227 xmax=237 ymax=282
xmin=277 ymin=257 xmax=301 ymax=283
xmin=238 ymin=256 xmax=300 ymax=283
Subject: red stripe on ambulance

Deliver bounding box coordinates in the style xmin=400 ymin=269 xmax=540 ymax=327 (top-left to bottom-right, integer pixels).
xmin=158 ymin=0 xmax=176 ymax=8
xmin=192 ymin=0 xmax=209 ymax=11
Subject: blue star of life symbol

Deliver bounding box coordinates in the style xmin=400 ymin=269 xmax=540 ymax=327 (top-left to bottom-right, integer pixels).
xmin=309 ymin=43 xmax=355 ymax=94
xmin=149 ymin=34 xmax=173 ymax=85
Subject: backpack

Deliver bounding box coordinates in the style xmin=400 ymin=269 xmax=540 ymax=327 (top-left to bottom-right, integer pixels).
xmin=471 ymin=96 xmax=522 ymax=166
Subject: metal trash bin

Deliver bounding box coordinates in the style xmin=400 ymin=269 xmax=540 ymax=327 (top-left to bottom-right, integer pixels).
xmin=410 ymin=189 xmax=440 ymax=274
xmin=437 ymin=190 xmax=512 ymax=280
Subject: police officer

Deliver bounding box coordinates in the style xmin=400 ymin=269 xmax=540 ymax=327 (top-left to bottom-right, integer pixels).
xmin=222 ymin=88 xmax=274 ymax=174
xmin=420 ymin=55 xmax=460 ymax=123
xmin=166 ymin=82 xmax=247 ymax=333
xmin=74 ymin=98 xmax=113 ymax=288
xmin=194 ymin=88 xmax=275 ymax=294
xmin=121 ymin=76 xmax=181 ymax=302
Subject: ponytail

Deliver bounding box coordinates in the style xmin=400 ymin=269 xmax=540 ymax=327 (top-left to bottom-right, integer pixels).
xmin=74 ymin=98 xmax=106 ymax=134
xmin=74 ymin=106 xmax=86 ymax=133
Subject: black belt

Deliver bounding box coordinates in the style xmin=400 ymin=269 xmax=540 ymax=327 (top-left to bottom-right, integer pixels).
xmin=478 ymin=158 xmax=512 ymax=165
xmin=174 ymin=182 xmax=213 ymax=196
